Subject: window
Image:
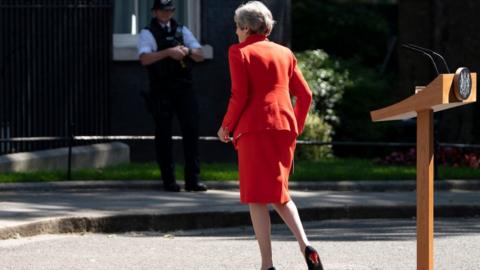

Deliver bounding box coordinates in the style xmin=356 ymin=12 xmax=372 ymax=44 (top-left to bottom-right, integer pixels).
xmin=113 ymin=0 xmax=209 ymax=61
xmin=114 ymin=0 xmax=188 ymax=35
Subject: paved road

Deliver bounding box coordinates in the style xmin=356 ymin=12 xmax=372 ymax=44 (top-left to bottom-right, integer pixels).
xmin=1 ymin=218 xmax=479 ymax=270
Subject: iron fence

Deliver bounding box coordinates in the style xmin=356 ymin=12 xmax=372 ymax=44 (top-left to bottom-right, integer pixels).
xmin=2 ymin=135 xmax=480 ymax=180
xmin=0 ymin=0 xmax=113 ymax=155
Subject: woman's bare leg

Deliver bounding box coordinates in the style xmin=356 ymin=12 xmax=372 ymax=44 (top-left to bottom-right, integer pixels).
xmin=273 ymin=200 xmax=310 ymax=253
xmin=249 ymin=203 xmax=274 ymax=270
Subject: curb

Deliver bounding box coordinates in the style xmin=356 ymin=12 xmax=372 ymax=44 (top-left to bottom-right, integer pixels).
xmin=1 ymin=179 xmax=480 ymax=192
xmin=2 ymin=205 xmax=480 ymax=240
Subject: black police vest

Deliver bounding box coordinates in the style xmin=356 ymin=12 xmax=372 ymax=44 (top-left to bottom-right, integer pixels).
xmin=145 ymin=18 xmax=192 ymax=91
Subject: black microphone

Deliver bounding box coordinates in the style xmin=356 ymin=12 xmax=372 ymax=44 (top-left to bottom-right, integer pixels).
xmin=404 ymin=43 xmax=450 ymax=73
xmin=401 ymin=44 xmax=440 ymax=76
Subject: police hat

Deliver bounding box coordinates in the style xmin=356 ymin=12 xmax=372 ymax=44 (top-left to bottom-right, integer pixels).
xmin=152 ymin=0 xmax=175 ymax=11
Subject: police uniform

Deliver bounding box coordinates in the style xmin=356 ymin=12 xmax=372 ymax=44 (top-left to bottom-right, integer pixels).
xmin=137 ymin=0 xmax=206 ymax=192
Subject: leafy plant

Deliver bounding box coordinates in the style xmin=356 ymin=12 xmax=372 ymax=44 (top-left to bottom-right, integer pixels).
xmin=296 ymin=49 xmax=351 ymax=125
xmin=296 ymin=111 xmax=333 ymax=160
xmin=294 ymin=49 xmax=351 ymax=160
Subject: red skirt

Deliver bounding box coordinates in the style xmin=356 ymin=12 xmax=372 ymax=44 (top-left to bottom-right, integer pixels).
xmin=236 ymin=130 xmax=296 ymax=204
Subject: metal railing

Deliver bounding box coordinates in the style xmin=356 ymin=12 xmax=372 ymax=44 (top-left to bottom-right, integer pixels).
xmin=4 ymin=135 xmax=480 ymax=149
xmin=0 ymin=0 xmax=113 ymax=155
xmin=2 ymin=134 xmax=480 ymax=180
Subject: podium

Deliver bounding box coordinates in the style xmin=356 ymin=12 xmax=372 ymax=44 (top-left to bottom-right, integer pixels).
xmin=371 ymin=68 xmax=476 ymax=270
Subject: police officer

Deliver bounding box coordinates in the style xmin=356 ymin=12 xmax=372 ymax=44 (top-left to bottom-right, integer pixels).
xmin=138 ymin=0 xmax=207 ymax=192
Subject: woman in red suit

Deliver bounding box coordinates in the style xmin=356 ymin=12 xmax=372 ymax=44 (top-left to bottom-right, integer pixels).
xmin=217 ymin=2 xmax=324 ymax=270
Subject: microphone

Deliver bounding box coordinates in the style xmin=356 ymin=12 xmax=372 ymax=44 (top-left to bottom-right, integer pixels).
xmin=401 ymin=44 xmax=440 ymax=76
xmin=404 ymin=43 xmax=450 ymax=73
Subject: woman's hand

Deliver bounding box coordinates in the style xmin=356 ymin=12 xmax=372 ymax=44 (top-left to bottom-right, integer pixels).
xmin=217 ymin=126 xmax=231 ymax=143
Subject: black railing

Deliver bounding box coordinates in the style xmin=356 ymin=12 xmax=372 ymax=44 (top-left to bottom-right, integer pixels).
xmin=0 ymin=0 xmax=113 ymax=155
xmin=3 ymin=136 xmax=480 ymax=149
xmin=2 ymin=135 xmax=480 ymax=180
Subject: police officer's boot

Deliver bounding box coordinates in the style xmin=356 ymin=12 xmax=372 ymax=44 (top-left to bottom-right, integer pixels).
xmin=185 ymin=182 xmax=207 ymax=192
xmin=163 ymin=181 xmax=181 ymax=192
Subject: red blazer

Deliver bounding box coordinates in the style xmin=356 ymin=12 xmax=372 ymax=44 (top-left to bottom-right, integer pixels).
xmin=222 ymin=34 xmax=312 ymax=141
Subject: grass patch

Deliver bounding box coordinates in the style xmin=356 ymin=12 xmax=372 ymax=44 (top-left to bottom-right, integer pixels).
xmin=0 ymin=159 xmax=479 ymax=183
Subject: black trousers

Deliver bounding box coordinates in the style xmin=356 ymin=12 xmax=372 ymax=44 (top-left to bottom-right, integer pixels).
xmin=151 ymin=85 xmax=200 ymax=185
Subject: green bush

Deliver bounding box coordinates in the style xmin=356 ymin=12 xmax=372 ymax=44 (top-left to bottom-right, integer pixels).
xmin=295 ymin=49 xmax=351 ymax=125
xmin=295 ymin=49 xmax=351 ymax=160
xmin=296 ymin=111 xmax=333 ymax=161
xmin=295 ymin=50 xmax=396 ymax=158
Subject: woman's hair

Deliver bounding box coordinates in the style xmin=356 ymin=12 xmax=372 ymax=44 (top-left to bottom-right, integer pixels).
xmin=234 ymin=1 xmax=276 ymax=36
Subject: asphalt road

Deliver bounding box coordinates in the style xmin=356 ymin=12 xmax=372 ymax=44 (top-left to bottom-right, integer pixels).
xmin=1 ymin=218 xmax=479 ymax=270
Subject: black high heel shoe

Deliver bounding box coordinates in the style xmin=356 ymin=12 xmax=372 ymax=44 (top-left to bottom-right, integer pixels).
xmin=304 ymin=246 xmax=324 ymax=270
xmin=267 ymin=267 xmax=276 ymax=270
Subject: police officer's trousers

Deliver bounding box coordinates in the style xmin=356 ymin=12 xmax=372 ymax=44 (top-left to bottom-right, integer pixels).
xmin=152 ymin=85 xmax=200 ymax=185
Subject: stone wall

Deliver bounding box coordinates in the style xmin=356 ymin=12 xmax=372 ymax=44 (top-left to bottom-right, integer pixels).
xmin=0 ymin=143 xmax=129 ymax=173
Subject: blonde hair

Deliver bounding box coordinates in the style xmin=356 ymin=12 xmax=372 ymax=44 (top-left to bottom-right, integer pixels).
xmin=234 ymin=1 xmax=275 ymax=35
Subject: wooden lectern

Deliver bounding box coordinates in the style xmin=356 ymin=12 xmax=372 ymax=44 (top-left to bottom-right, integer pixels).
xmin=371 ymin=68 xmax=476 ymax=270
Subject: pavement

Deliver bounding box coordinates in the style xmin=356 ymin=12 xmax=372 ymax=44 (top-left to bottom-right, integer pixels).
xmin=1 ymin=180 xmax=480 ymax=240
xmin=2 ymin=219 xmax=480 ymax=270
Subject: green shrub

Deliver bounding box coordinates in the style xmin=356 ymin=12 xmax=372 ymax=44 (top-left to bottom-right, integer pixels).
xmin=295 ymin=49 xmax=351 ymax=160
xmin=295 ymin=49 xmax=351 ymax=125
xmin=295 ymin=50 xmax=396 ymax=158
xmin=291 ymin=0 xmax=399 ymax=158
xmin=296 ymin=110 xmax=333 ymax=161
